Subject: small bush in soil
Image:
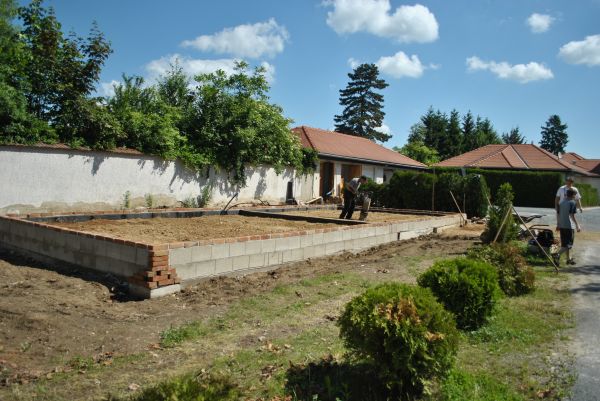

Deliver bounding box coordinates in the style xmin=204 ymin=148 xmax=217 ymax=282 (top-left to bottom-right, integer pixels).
xmin=338 ymin=283 xmax=459 ymax=399
xmin=467 ymin=243 xmax=535 ymax=296
xmin=481 ymin=183 xmax=518 ymax=244
xmin=418 ymin=258 xmax=501 ymax=330
xmin=113 ymin=371 xmax=241 ymax=401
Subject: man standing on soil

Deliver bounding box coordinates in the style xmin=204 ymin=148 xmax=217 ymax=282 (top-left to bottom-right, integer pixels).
xmin=554 ymin=188 xmax=582 ymax=266
xmin=556 ymin=176 xmax=583 ymax=214
xmin=340 ymin=176 xmax=367 ymax=219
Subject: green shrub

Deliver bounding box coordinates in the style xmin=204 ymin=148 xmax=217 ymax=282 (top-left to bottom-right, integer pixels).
xmin=119 ymin=372 xmax=241 ymax=401
xmin=467 ymin=243 xmax=535 ymax=296
xmin=338 ymin=283 xmax=458 ymax=398
xmin=481 ymin=183 xmax=518 ymax=244
xmin=578 ymin=183 xmax=599 ymax=207
xmin=418 ymin=258 xmax=501 ymax=330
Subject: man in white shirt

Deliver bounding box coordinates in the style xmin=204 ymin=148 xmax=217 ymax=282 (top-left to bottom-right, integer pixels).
xmin=339 ymin=175 xmax=368 ymax=219
xmin=555 ymin=176 xmax=583 ymax=214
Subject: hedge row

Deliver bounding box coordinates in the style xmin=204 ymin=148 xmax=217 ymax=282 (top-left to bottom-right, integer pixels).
xmin=578 ymin=183 xmax=599 ymax=207
xmin=361 ymin=170 xmax=489 ymax=218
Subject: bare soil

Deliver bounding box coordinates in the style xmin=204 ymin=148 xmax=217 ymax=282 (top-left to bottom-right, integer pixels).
xmin=49 ymin=215 xmax=343 ymax=243
xmin=285 ymin=210 xmax=425 ymax=222
xmin=0 ymin=227 xmax=482 ymax=396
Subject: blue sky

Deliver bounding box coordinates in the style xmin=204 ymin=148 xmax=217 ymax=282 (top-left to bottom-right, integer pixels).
xmin=40 ymin=0 xmax=600 ymax=158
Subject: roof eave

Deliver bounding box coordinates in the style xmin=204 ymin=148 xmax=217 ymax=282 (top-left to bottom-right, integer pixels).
xmin=318 ymin=153 xmax=426 ymax=169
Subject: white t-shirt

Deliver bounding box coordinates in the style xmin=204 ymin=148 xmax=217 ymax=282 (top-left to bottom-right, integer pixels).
xmin=556 ymin=185 xmax=581 ymax=203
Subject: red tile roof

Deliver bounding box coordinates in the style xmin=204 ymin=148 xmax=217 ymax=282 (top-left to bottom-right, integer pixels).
xmin=562 ymin=152 xmax=585 ymax=163
xmin=292 ymin=126 xmax=426 ymax=168
xmin=435 ymin=144 xmax=597 ymax=176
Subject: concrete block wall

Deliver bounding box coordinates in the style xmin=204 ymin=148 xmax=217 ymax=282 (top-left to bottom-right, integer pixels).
xmin=167 ymin=213 xmax=463 ymax=282
xmin=0 ymin=209 xmax=463 ymax=298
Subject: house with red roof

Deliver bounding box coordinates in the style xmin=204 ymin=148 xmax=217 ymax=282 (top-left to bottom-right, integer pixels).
xmin=434 ymin=143 xmax=600 ymax=194
xmin=292 ymin=126 xmax=426 ymax=198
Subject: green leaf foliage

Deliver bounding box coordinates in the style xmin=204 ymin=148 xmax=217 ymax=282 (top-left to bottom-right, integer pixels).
xmin=417 ymin=258 xmax=501 ymax=330
xmin=481 ymin=183 xmax=519 ymax=244
xmin=539 ymin=114 xmax=568 ymax=155
xmin=338 ymin=283 xmax=459 ymax=398
xmin=467 ymin=243 xmax=535 ymax=296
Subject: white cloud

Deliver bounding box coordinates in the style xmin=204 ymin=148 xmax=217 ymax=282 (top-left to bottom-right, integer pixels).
xmin=181 ymin=18 xmax=289 ymax=59
xmin=99 ymin=80 xmax=120 ymax=97
xmin=146 ymin=54 xmax=238 ymax=82
xmin=375 ymin=123 xmax=391 ymax=135
xmin=145 ymin=54 xmax=275 ymax=84
xmin=466 ymin=56 xmax=553 ymax=83
xmin=558 ymin=34 xmax=600 ymax=66
xmin=376 ymin=51 xmax=425 ymax=78
xmin=526 ymin=13 xmax=555 ymax=33
xmin=347 ymin=57 xmax=361 ymax=69
xmin=325 ymin=0 xmax=438 ymax=43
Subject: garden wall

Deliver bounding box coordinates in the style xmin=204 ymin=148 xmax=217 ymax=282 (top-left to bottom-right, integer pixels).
xmin=0 ymin=145 xmax=318 ymax=215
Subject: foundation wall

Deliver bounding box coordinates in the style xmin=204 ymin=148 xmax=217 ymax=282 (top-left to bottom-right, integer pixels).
xmin=0 ymin=209 xmax=463 ymax=298
xmin=169 ymin=214 xmax=462 ymax=282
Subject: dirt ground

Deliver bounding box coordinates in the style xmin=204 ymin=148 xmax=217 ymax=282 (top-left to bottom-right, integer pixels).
xmin=0 ymin=226 xmax=482 ymax=398
xmin=285 ymin=210 xmax=424 ymax=222
xmin=49 ymin=215 xmax=344 ymax=243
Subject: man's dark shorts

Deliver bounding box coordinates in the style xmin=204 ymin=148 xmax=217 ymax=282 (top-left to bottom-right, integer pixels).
xmin=559 ymin=228 xmax=575 ymax=249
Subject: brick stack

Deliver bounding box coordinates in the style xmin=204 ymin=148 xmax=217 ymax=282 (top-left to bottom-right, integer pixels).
xmin=127 ymin=245 xmax=181 ymax=289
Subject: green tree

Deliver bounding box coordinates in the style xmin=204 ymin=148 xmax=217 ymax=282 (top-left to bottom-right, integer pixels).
xmin=334 ymin=63 xmax=390 ymax=142
xmin=502 ymin=126 xmax=526 ymax=144
xmin=438 ymin=109 xmax=462 ymax=159
xmin=395 ymin=141 xmax=440 ymax=165
xmin=17 ymin=0 xmax=112 ymax=143
xmin=421 ymin=107 xmax=448 ymax=151
xmin=461 ymin=111 xmax=477 ymax=152
xmin=407 ymin=122 xmax=426 ymax=143
xmin=475 ymin=117 xmax=501 ymax=147
xmin=539 ymin=114 xmax=568 ymax=155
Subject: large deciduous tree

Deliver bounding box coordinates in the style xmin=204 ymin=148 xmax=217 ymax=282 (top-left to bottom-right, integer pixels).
xmin=539 ymin=115 xmax=568 ymax=155
xmin=334 ymin=63 xmax=390 ymax=142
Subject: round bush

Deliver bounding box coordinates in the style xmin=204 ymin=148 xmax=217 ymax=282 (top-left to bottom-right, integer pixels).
xmin=338 ymin=283 xmax=458 ymax=398
xmin=467 ymin=243 xmax=535 ymax=296
xmin=417 ymin=258 xmax=501 ymax=330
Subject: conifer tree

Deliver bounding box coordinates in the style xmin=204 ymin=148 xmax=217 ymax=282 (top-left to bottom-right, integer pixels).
xmin=502 ymin=127 xmax=526 ymax=144
xmin=539 ymin=115 xmax=568 ymax=155
xmin=334 ymin=63 xmax=390 ymax=142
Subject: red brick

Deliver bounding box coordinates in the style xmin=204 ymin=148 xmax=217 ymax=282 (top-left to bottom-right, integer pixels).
xmin=150 ymin=255 xmax=168 ymax=263
xmin=149 ymin=249 xmax=169 ymax=257
xmin=151 ymin=259 xmax=168 ymax=268
xmin=173 ymin=277 xmax=181 ymax=284
xmin=157 ymin=278 xmax=175 ymax=286
xmin=149 ymin=244 xmax=169 ymax=251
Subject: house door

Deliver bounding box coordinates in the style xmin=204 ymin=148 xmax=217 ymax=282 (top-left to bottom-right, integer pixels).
xmin=320 ymin=162 xmax=334 ymax=197
xmin=341 ymin=164 xmax=362 ymax=188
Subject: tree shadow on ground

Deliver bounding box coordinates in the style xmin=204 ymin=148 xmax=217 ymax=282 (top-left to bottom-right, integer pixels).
xmin=284 ymin=356 xmax=392 ymax=401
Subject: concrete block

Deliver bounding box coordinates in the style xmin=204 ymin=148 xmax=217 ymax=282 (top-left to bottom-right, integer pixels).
xmin=194 ymin=260 xmax=216 ymax=277
xmin=261 ymin=239 xmax=276 ymax=253
xmin=376 ymin=225 xmax=390 ymax=236
xmin=312 ymin=232 xmax=324 ymax=244
xmin=176 ymin=264 xmax=196 ymax=280
xmin=303 ymin=246 xmax=315 ymax=259
xmin=229 ymin=242 xmax=246 ymax=257
xmin=129 ymin=283 xmax=181 ymax=299
xmin=313 ymin=244 xmax=326 ymax=257
xmin=244 ymin=240 xmax=262 ymax=255
xmin=266 ymin=251 xmax=282 ymax=266
xmin=324 ymin=231 xmax=343 ymax=243
xmin=120 ymin=245 xmax=138 ymax=264
xmin=342 ymin=230 xmax=353 ymax=241
xmin=212 ymin=243 xmax=230 ymax=259
xmin=215 ymin=257 xmax=233 ymax=274
xmin=299 ymin=234 xmax=314 ymax=247
xmin=249 ymin=253 xmax=266 ymax=268
xmin=170 ymin=247 xmax=192 ymax=265
xmin=105 ymin=242 xmax=122 ymax=260
xmin=232 ymin=255 xmax=250 ymax=270
xmin=122 ymin=262 xmax=142 ymax=277
xmin=79 ymin=236 xmax=96 ymax=254
xmin=325 ymin=241 xmax=343 ymax=255
xmin=276 ymin=237 xmax=298 ymax=251
xmin=283 ymin=248 xmax=303 ymax=263
xmin=135 ymin=247 xmax=149 ymax=265
xmin=191 ymin=245 xmax=212 ymax=261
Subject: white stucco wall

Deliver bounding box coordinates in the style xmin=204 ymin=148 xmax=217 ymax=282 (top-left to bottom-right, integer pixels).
xmin=0 ymin=146 xmax=317 ymax=214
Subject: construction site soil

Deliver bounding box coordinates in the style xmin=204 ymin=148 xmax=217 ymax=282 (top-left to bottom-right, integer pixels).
xmin=0 ymin=226 xmax=481 ymax=396
xmin=47 ymin=211 xmax=423 ymax=243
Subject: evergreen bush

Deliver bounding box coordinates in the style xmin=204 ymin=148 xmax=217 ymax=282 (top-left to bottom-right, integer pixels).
xmin=417 ymin=258 xmax=501 ymax=330
xmin=481 ymin=183 xmax=518 ymax=244
xmin=338 ymin=283 xmax=458 ymax=398
xmin=467 ymin=243 xmax=535 ymax=296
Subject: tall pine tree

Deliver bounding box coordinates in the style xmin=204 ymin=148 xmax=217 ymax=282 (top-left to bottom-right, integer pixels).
xmin=502 ymin=127 xmax=526 ymax=144
xmin=334 ymin=63 xmax=390 ymax=142
xmin=539 ymin=115 xmax=568 ymax=155
xmin=461 ymin=111 xmax=477 ymax=152
xmin=438 ymin=109 xmax=462 ymax=159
